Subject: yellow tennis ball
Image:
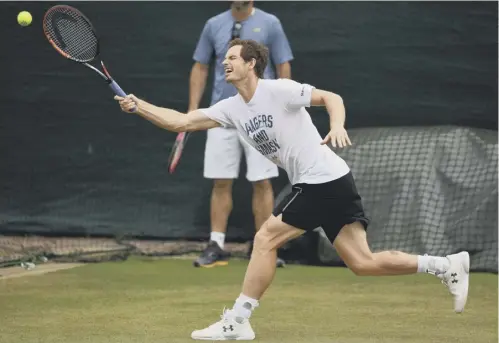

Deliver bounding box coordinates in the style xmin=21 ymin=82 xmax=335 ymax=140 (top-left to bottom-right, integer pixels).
xmin=17 ymin=11 xmax=32 ymax=27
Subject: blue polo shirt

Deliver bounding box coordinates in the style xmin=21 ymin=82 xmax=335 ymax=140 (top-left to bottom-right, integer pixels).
xmin=193 ymin=8 xmax=294 ymax=105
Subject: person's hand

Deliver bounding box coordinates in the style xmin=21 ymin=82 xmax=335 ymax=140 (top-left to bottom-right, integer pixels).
xmin=321 ymin=125 xmax=352 ymax=148
xmin=114 ymin=94 xmax=140 ymax=113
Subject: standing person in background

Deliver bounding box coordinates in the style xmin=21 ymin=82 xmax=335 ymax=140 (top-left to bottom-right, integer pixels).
xmin=188 ymin=1 xmax=294 ymax=268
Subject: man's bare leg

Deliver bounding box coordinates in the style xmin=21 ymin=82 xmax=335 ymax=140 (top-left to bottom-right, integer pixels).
xmin=332 ymin=221 xmax=469 ymax=313
xmin=228 ymin=215 xmax=304 ymax=319
xmin=192 ymin=220 xmax=470 ymax=340
xmin=191 ymin=215 xmax=303 ymax=339
xmin=233 ymin=220 xmax=469 ymax=319
xmin=250 ymin=180 xmax=286 ymax=267
xmin=193 ymin=179 xmax=233 ymax=268
xmin=251 ymin=180 xmax=274 ymax=233
xmin=209 ymin=179 xmax=233 ymax=248
xmin=332 ymin=221 xmax=447 ymax=276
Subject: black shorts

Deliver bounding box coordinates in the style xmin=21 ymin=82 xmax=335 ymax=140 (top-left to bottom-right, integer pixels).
xmin=273 ymin=172 xmax=370 ymax=243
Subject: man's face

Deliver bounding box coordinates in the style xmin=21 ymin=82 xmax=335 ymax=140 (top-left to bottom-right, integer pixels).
xmin=223 ymin=45 xmax=253 ymax=82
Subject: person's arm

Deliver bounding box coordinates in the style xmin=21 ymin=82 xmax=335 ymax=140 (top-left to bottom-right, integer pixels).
xmin=310 ymin=89 xmax=351 ymax=147
xmin=189 ymin=62 xmax=210 ymax=112
xmin=280 ymin=79 xmax=351 ymax=148
xmin=115 ymin=95 xmax=221 ymax=132
xmin=189 ymin=21 xmax=214 ymax=111
xmin=276 ymin=62 xmax=291 ymax=79
xmin=268 ymin=17 xmax=293 ymax=80
xmin=310 ymin=89 xmax=346 ymax=129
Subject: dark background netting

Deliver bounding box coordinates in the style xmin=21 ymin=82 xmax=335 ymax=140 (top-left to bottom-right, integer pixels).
xmin=277 ymin=126 xmax=497 ymax=273
xmin=0 ymin=2 xmax=497 ymax=271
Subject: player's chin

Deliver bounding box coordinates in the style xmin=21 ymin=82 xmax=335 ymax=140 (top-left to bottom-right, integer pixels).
xmin=225 ymin=72 xmax=239 ymax=82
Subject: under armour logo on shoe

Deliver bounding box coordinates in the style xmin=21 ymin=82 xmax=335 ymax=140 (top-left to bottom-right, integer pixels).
xmin=223 ymin=325 xmax=234 ymax=332
xmin=451 ymin=273 xmax=458 ymax=283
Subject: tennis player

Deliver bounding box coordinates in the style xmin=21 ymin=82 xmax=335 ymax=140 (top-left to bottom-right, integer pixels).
xmin=115 ymin=39 xmax=470 ymax=341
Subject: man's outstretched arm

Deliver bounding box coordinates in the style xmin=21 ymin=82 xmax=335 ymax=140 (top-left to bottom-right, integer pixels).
xmin=115 ymin=95 xmax=221 ymax=132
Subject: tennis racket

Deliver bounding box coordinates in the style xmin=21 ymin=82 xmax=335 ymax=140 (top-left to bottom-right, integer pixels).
xmin=167 ymin=132 xmax=192 ymax=174
xmin=43 ymin=5 xmax=131 ymax=103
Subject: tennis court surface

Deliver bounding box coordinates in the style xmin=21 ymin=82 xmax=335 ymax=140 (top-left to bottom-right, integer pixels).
xmin=1 ymin=258 xmax=497 ymax=343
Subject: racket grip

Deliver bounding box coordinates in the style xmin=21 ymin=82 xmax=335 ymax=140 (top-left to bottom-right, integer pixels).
xmin=109 ymin=80 xmax=137 ymax=112
xmin=109 ymin=80 xmax=127 ymax=97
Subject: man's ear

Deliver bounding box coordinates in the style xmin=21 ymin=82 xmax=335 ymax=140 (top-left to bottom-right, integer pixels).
xmin=248 ymin=58 xmax=257 ymax=70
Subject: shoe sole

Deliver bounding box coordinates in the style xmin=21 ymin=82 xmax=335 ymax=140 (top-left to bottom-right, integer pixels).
xmin=193 ymin=260 xmax=229 ymax=268
xmin=455 ymin=251 xmax=470 ymax=314
xmin=191 ymin=335 xmax=255 ymax=340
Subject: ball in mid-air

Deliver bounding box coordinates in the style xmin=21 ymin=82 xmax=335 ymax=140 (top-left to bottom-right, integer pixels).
xmin=17 ymin=11 xmax=32 ymax=27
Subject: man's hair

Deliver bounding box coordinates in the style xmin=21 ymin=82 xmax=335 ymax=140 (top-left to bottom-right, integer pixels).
xmin=229 ymin=39 xmax=268 ymax=78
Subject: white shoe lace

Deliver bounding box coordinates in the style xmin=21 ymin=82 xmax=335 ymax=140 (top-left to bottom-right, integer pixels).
xmin=206 ymin=308 xmax=234 ymax=330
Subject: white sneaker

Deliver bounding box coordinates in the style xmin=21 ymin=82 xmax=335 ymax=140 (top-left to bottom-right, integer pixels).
xmin=438 ymin=251 xmax=470 ymax=313
xmin=191 ymin=308 xmax=255 ymax=341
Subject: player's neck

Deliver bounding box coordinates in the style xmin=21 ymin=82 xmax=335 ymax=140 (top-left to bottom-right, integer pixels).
xmin=235 ymin=76 xmax=259 ymax=103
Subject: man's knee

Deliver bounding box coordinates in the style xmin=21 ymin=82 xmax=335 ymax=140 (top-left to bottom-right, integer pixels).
xmin=348 ymin=256 xmax=376 ymax=276
xmin=253 ymin=225 xmax=277 ymax=255
xmin=253 ymin=216 xmax=304 ymax=255
xmin=213 ymin=179 xmax=233 ymax=191
xmin=333 ymin=222 xmax=378 ymax=276
xmin=252 ymin=179 xmax=272 ymax=192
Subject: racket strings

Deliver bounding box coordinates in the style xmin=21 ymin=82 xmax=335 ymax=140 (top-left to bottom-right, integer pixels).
xmin=44 ymin=7 xmax=98 ymax=62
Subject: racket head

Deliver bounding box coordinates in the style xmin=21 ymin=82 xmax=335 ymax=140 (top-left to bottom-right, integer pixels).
xmin=168 ymin=132 xmax=190 ymax=174
xmin=43 ymin=5 xmax=99 ymax=63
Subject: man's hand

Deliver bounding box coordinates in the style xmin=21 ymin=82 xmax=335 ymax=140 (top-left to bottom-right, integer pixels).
xmin=114 ymin=95 xmax=140 ymax=113
xmin=321 ymin=125 xmax=352 ymax=148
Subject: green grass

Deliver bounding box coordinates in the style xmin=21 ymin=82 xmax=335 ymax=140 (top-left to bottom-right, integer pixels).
xmin=0 ymin=258 xmax=497 ymax=343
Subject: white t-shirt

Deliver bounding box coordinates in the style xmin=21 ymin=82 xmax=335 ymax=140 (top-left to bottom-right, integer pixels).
xmin=199 ymin=79 xmax=350 ymax=185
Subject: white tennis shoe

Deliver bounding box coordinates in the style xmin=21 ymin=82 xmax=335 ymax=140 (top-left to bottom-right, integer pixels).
xmin=437 ymin=251 xmax=470 ymax=313
xmin=191 ymin=308 xmax=255 ymax=341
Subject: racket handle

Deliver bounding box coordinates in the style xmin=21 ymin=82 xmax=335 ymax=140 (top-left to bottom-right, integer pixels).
xmin=109 ymin=80 xmax=127 ymax=97
xmin=109 ymin=80 xmax=136 ymax=112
